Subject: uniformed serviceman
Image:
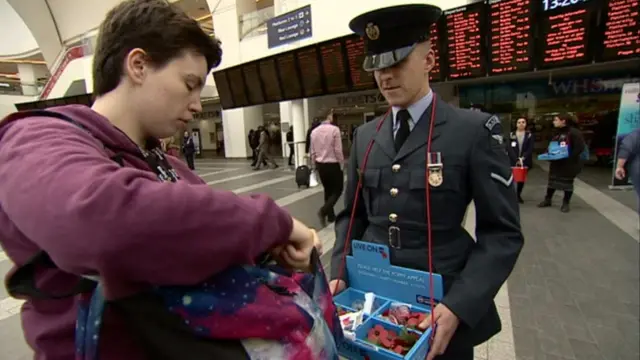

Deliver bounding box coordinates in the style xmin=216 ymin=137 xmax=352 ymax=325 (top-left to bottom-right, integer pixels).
xmin=329 ymin=4 xmax=524 ymax=360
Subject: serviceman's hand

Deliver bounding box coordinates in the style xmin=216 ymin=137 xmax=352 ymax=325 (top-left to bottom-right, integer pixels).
xmin=328 ymin=279 xmax=346 ymax=295
xmin=615 ymin=167 xmax=626 ymax=180
xmin=418 ymin=303 xmax=460 ymax=360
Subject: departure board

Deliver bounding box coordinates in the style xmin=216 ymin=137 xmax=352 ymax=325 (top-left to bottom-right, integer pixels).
xmin=429 ymin=23 xmax=443 ymax=82
xmin=345 ymin=35 xmax=376 ymax=91
xmin=444 ymin=2 xmax=486 ymax=79
xmin=488 ymin=0 xmax=534 ymax=74
xmin=296 ymin=47 xmax=324 ymax=97
xmin=275 ymin=53 xmax=303 ymax=100
xmin=242 ymin=62 xmax=265 ymax=105
xmin=537 ymin=0 xmax=592 ymax=69
xmin=213 ymin=70 xmax=234 ymax=109
xmin=227 ymin=68 xmax=249 ymax=107
xmin=320 ymin=41 xmax=349 ymax=94
xmin=258 ymin=58 xmax=283 ymax=102
xmin=599 ymin=0 xmax=640 ymax=61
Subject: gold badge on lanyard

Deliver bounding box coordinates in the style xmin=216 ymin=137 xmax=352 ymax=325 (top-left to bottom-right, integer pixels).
xmin=427 ymin=152 xmax=443 ymax=187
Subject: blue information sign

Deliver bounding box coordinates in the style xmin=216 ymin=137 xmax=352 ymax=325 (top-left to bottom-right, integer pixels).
xmin=267 ymin=5 xmax=312 ymax=49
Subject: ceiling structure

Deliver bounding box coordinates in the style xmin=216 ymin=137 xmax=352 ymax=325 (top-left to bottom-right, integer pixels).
xmin=0 ymin=0 xmax=213 ymax=88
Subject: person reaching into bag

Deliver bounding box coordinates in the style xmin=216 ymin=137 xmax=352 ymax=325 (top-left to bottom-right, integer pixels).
xmin=0 ymin=1 xmax=339 ymax=359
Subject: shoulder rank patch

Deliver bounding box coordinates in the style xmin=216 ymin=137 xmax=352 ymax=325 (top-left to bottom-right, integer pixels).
xmin=484 ymin=115 xmax=500 ymax=131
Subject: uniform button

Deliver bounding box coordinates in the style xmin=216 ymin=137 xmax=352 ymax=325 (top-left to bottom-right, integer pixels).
xmin=390 ymin=188 xmax=399 ymax=197
xmin=392 ymin=164 xmax=401 ymax=173
xmin=389 ymin=213 xmax=398 ymax=222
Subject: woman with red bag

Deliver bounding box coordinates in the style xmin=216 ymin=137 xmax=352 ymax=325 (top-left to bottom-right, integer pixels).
xmin=507 ymin=117 xmax=534 ymax=203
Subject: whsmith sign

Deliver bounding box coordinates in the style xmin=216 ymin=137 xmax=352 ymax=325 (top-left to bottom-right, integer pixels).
xmin=267 ymin=5 xmax=312 ymax=48
xmin=336 ymin=92 xmax=387 ymax=106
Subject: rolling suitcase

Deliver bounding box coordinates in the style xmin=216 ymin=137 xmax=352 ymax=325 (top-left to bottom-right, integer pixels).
xmin=295 ymin=165 xmax=311 ymax=188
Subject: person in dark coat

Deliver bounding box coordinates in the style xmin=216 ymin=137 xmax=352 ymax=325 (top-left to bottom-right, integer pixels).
xmin=182 ymin=130 xmax=196 ymax=170
xmin=286 ymin=126 xmax=294 ymax=166
xmin=507 ymin=116 xmax=534 ymax=203
xmin=538 ymin=113 xmax=585 ymax=212
xmin=330 ymin=5 xmax=523 ymax=360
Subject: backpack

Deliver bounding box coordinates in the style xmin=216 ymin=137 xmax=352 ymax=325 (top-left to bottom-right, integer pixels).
xmin=5 ymin=110 xmax=342 ymax=360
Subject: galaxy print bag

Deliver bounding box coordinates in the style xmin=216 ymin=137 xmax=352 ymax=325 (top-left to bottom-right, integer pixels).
xmin=73 ymin=248 xmax=343 ymax=360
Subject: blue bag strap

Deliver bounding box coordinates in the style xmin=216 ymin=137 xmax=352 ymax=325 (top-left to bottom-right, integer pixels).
xmin=76 ymin=283 xmax=106 ymax=360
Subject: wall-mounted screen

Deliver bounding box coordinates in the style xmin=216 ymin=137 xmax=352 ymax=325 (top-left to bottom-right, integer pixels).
xmin=242 ymin=62 xmax=265 ymax=105
xmin=275 ymin=53 xmax=303 ymax=99
xmin=443 ymin=1 xmax=487 ymax=79
xmin=429 ymin=22 xmax=443 ymax=82
xmin=296 ymin=47 xmax=324 ymax=97
xmin=213 ymin=71 xmax=234 ymax=109
xmin=320 ymin=40 xmax=349 ymax=94
xmin=344 ymin=35 xmax=376 ymax=91
xmin=537 ymin=0 xmax=593 ymax=69
xmin=488 ymin=0 xmax=535 ymax=74
xmin=598 ymin=0 xmax=640 ymax=62
xmin=227 ymin=68 xmax=249 ymax=107
xmin=258 ymin=59 xmax=283 ymax=103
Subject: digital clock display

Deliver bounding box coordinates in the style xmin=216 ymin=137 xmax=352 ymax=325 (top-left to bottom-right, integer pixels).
xmin=542 ymin=0 xmax=589 ymax=11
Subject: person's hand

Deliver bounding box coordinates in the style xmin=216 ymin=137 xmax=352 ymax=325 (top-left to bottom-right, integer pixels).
xmin=418 ymin=304 xmax=460 ymax=360
xmin=271 ymin=218 xmax=315 ymax=271
xmin=615 ymin=167 xmax=626 ymax=180
xmin=328 ymin=279 xmax=346 ymax=295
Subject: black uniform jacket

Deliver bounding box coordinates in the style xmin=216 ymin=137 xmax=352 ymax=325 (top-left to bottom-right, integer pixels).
xmin=331 ymin=95 xmax=524 ymax=348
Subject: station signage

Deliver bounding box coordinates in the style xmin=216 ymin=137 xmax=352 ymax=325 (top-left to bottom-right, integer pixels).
xmin=267 ymin=5 xmax=312 ymax=49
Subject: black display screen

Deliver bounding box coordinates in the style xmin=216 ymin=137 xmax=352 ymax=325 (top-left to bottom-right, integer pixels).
xmin=443 ymin=2 xmax=487 ymax=79
xmin=212 ymin=70 xmax=234 ymax=109
xmin=344 ymin=35 xmax=376 ymax=91
xmin=275 ymin=53 xmax=303 ymax=99
xmin=242 ymin=62 xmax=265 ymax=105
xmin=537 ymin=0 xmax=593 ymax=69
xmin=296 ymin=47 xmax=324 ymax=97
xmin=598 ymin=0 xmax=640 ymax=61
xmin=320 ymin=40 xmax=349 ymax=94
xmin=488 ymin=0 xmax=534 ymax=74
xmin=227 ymin=67 xmax=249 ymax=107
xmin=258 ymin=59 xmax=283 ymax=102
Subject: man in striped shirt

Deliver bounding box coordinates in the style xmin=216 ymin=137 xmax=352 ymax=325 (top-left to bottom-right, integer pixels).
xmin=310 ymin=110 xmax=344 ymax=226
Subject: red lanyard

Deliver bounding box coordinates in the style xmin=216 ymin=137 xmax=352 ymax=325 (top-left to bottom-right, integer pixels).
xmin=334 ymin=94 xmax=439 ymax=334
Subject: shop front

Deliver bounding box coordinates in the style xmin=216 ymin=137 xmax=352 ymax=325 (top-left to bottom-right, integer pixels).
xmin=460 ymin=72 xmax=640 ymax=165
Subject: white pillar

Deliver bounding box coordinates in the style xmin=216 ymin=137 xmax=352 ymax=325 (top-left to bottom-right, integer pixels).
xmin=17 ymin=63 xmax=47 ymax=96
xmin=291 ymin=99 xmax=306 ymax=167
xmin=221 ymin=105 xmax=263 ymax=158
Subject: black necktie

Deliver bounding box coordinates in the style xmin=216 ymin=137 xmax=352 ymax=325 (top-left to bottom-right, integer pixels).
xmin=394 ymin=109 xmax=411 ymax=152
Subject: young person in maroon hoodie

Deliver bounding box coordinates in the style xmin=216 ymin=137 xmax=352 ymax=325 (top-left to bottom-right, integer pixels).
xmin=0 ymin=1 xmax=318 ymax=359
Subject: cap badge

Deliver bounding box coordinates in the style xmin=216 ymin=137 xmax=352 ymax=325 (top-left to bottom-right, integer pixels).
xmin=365 ymin=22 xmax=380 ymax=40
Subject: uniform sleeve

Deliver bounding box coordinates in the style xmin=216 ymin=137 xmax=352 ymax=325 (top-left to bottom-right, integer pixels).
xmin=618 ymin=129 xmax=640 ymax=160
xmin=440 ymin=116 xmax=523 ymax=328
xmin=331 ymin=127 xmax=368 ymax=282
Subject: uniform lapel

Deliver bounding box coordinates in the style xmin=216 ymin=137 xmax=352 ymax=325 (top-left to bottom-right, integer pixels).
xmin=373 ymin=111 xmax=396 ymax=160
xmin=395 ymin=96 xmax=447 ymax=161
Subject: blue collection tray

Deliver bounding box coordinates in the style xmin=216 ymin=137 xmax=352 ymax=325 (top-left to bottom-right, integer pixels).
xmin=334 ymin=241 xmax=444 ymax=360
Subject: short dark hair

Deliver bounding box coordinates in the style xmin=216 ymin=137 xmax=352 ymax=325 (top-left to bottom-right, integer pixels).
xmin=93 ymin=0 xmax=222 ymax=96
xmin=557 ymin=112 xmax=577 ymax=126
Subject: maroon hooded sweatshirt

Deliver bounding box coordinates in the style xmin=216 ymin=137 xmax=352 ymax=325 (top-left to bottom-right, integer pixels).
xmin=0 ymin=105 xmax=294 ymax=359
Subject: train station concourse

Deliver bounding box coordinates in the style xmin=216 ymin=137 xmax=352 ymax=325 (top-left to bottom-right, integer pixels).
xmin=0 ymin=0 xmax=639 ymax=359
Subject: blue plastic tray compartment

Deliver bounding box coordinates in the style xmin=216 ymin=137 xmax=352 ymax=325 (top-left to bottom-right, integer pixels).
xmin=351 ymin=317 xmax=430 ymax=360
xmin=333 ymin=288 xmax=389 ymax=315
xmin=374 ymin=302 xmax=433 ymax=332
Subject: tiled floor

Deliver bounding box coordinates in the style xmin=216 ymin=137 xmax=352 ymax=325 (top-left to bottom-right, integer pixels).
xmin=0 ymin=158 xmax=638 ymax=360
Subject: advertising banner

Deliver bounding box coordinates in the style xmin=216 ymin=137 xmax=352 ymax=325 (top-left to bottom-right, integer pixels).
xmin=611 ymin=82 xmax=640 ymax=188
